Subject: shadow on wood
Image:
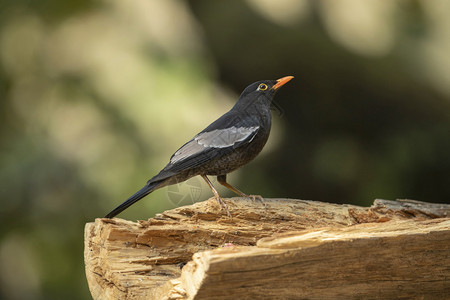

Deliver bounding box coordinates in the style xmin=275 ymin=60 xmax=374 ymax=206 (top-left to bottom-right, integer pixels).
xmin=84 ymin=198 xmax=450 ymax=299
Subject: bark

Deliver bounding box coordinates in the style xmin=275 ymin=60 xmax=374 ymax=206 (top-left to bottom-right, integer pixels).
xmin=84 ymin=198 xmax=450 ymax=299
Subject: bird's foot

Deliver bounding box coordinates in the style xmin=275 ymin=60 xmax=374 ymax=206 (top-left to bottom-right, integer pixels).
xmin=215 ymin=196 xmax=231 ymax=217
xmin=247 ymin=195 xmax=266 ymax=207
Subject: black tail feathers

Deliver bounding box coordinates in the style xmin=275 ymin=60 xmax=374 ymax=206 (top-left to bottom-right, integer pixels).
xmin=105 ymin=180 xmax=162 ymax=218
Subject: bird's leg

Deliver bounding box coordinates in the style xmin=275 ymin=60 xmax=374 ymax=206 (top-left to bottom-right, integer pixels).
xmin=201 ymin=175 xmax=231 ymax=217
xmin=217 ymin=174 xmax=247 ymax=197
xmin=217 ymin=175 xmax=266 ymax=206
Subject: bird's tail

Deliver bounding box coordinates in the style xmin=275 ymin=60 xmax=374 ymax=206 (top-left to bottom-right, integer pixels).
xmin=105 ymin=180 xmax=163 ymax=218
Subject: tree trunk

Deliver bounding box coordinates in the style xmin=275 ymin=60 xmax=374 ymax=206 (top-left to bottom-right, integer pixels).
xmin=84 ymin=198 xmax=450 ymax=299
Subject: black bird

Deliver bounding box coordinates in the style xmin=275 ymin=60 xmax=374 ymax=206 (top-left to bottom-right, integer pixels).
xmin=105 ymin=76 xmax=293 ymax=218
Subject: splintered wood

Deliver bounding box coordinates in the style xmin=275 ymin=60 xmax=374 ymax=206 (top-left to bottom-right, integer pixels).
xmin=84 ymin=198 xmax=450 ymax=299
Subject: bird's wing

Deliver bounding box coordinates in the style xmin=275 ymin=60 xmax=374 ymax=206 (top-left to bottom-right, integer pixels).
xmin=159 ymin=125 xmax=259 ymax=174
xmin=170 ymin=126 xmax=259 ymax=163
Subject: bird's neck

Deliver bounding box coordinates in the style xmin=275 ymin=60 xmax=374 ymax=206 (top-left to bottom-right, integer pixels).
xmin=231 ymin=96 xmax=272 ymax=128
xmin=232 ymin=95 xmax=272 ymax=115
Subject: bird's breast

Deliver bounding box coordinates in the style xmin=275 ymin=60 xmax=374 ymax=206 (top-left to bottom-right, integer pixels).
xmin=202 ymin=124 xmax=271 ymax=176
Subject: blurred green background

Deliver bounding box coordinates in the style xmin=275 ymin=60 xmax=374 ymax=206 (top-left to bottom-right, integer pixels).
xmin=1 ymin=0 xmax=449 ymax=299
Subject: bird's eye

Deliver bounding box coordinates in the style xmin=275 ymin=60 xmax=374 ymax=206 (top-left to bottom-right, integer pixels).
xmin=257 ymin=83 xmax=268 ymax=91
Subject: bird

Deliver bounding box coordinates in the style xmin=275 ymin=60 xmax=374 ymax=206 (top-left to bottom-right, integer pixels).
xmin=105 ymin=76 xmax=293 ymax=218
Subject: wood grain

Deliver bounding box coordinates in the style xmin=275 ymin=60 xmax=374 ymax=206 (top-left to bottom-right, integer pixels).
xmin=84 ymin=198 xmax=450 ymax=299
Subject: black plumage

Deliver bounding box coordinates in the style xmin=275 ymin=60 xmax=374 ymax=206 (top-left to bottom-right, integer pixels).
xmin=105 ymin=76 xmax=293 ymax=218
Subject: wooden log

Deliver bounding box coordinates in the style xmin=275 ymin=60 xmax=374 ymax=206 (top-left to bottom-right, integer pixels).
xmin=84 ymin=198 xmax=450 ymax=299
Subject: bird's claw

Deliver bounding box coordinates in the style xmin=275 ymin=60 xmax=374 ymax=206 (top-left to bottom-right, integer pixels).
xmin=215 ymin=196 xmax=232 ymax=217
xmin=247 ymin=195 xmax=266 ymax=207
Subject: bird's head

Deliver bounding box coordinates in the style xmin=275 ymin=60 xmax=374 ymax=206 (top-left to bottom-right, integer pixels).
xmin=236 ymin=76 xmax=294 ymax=108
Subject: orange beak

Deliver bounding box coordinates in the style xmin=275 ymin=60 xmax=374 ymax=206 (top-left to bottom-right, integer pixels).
xmin=272 ymin=76 xmax=294 ymax=90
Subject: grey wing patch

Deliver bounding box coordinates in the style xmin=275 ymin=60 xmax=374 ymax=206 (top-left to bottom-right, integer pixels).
xmin=170 ymin=126 xmax=259 ymax=164
xmin=196 ymin=126 xmax=259 ymax=148
xmin=169 ymin=139 xmax=206 ymax=164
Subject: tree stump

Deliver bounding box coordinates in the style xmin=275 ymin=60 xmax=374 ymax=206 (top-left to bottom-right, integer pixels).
xmin=84 ymin=198 xmax=450 ymax=299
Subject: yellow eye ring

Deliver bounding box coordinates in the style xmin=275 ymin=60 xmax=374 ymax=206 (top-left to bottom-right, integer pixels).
xmin=257 ymin=83 xmax=268 ymax=91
